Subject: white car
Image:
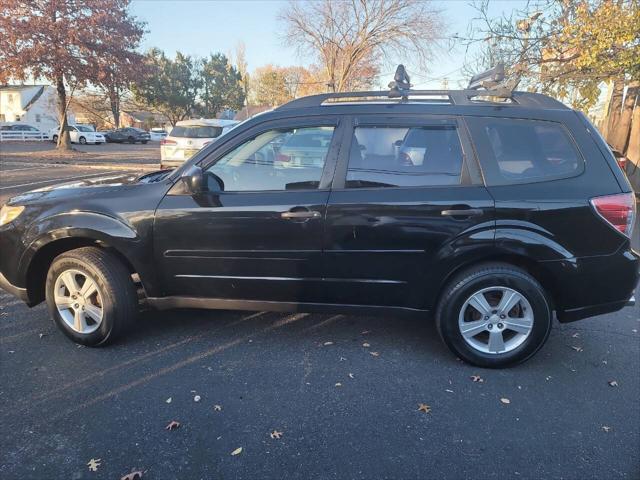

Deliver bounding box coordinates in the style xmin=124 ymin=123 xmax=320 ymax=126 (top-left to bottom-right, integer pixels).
xmin=149 ymin=128 xmax=168 ymax=142
xmin=160 ymin=119 xmax=239 ymax=167
xmin=49 ymin=125 xmax=106 ymax=145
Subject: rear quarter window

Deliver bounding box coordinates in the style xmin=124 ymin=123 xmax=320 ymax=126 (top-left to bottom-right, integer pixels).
xmin=466 ymin=117 xmax=584 ymax=186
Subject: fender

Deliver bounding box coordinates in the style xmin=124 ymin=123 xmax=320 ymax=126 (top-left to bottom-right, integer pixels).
xmin=18 ymin=211 xmax=161 ymax=296
xmin=422 ymin=223 xmax=577 ymax=310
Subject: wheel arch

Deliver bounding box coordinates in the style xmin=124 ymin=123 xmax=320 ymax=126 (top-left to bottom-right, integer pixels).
xmin=24 ymin=236 xmax=139 ymax=306
xmin=432 ymin=252 xmax=560 ymax=314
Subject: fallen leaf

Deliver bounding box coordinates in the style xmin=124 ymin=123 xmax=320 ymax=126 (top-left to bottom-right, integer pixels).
xmin=500 ymin=398 xmax=511 ymax=405
xmin=270 ymin=430 xmax=284 ymax=439
xmin=608 ymin=380 xmax=619 ymax=387
xmin=121 ymin=471 xmax=144 ymax=480
xmin=339 ymin=356 xmax=347 ymax=361
xmin=572 ymin=332 xmax=580 ymax=338
xmin=571 ymin=346 xmax=583 ymax=352
xmin=348 ymin=373 xmax=354 ymax=379
xmin=361 ymin=330 xmax=370 ymax=335
xmin=165 ymin=420 xmax=180 ymax=431
xmin=323 ymin=341 xmax=334 ymax=346
xmin=362 ymin=342 xmax=370 ymax=348
xmin=546 ymin=376 xmax=551 ymax=381
xmin=213 ymin=404 xmax=222 ymax=411
xmin=417 ymin=403 xmax=431 ymax=413
xmin=194 ymin=395 xmax=201 ymax=402
xmin=470 ymin=375 xmax=484 ymax=383
xmin=335 ymin=382 xmax=342 ymax=387
xmin=231 ymin=447 xmax=243 ymax=456
xmin=87 ymin=458 xmax=101 ymax=472
xmin=369 ymin=351 xmax=380 ymax=357
xmin=39 ymin=333 xmax=46 ymax=339
xmin=445 ymin=389 xmax=454 ymax=393
xmin=165 ymin=397 xmax=172 ymax=404
xmin=602 ymin=425 xmax=612 ymax=432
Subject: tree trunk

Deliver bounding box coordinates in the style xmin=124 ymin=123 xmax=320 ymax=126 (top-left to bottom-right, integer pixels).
xmin=55 ymin=75 xmax=72 ymax=150
xmin=109 ymin=85 xmax=120 ymax=129
xmin=605 ymin=79 xmax=625 ymax=149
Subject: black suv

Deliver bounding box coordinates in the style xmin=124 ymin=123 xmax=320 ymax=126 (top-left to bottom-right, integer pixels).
xmin=0 ymin=69 xmax=637 ymax=367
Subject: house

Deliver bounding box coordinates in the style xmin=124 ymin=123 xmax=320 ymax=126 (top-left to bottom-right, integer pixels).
xmin=120 ymin=111 xmax=169 ymax=130
xmin=0 ymin=85 xmax=71 ymax=132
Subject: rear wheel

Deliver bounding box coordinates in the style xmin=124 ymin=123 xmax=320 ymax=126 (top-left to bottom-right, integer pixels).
xmin=45 ymin=247 xmax=138 ymax=346
xmin=79 ymin=136 xmax=87 ymax=145
xmin=52 ymin=134 xmax=58 ymax=143
xmin=436 ymin=263 xmax=552 ymax=368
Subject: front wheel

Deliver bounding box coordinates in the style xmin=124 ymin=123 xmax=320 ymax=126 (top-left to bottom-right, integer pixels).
xmin=436 ymin=263 xmax=552 ymax=368
xmin=79 ymin=136 xmax=87 ymax=145
xmin=45 ymin=247 xmax=138 ymax=346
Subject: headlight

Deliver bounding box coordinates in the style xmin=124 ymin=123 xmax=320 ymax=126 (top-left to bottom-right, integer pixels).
xmin=0 ymin=205 xmax=25 ymax=226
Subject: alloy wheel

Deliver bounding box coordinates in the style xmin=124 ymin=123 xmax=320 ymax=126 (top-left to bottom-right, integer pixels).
xmin=53 ymin=269 xmax=103 ymax=334
xmin=458 ymin=286 xmax=534 ymax=354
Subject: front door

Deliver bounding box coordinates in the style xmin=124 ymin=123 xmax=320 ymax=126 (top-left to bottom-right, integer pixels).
xmin=154 ymin=117 xmax=342 ymax=303
xmin=323 ymin=115 xmax=495 ymax=310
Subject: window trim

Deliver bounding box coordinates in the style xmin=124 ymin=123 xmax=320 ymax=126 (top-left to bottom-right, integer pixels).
xmin=331 ymin=115 xmax=477 ymax=191
xmin=464 ymin=116 xmax=586 ymax=187
xmin=197 ymin=116 xmax=343 ymax=193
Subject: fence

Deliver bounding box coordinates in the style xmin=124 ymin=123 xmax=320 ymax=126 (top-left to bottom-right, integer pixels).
xmin=0 ymin=131 xmax=49 ymax=142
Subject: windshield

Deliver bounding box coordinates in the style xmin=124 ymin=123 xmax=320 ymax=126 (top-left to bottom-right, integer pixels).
xmin=170 ymin=125 xmax=223 ymax=138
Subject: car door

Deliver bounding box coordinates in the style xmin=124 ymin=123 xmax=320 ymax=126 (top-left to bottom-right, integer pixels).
xmin=323 ymin=115 xmax=495 ymax=310
xmin=153 ymin=116 xmax=344 ymax=303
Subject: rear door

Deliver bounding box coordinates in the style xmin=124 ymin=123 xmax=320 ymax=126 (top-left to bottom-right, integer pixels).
xmin=323 ymin=115 xmax=495 ymax=310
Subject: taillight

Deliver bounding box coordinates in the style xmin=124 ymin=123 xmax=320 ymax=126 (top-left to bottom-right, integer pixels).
xmin=590 ymin=192 xmax=636 ymax=238
xmin=276 ymin=153 xmax=290 ymax=163
xmin=161 ymin=139 xmax=176 ymax=146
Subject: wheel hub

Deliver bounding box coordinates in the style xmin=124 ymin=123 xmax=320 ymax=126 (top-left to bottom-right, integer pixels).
xmin=53 ymin=269 xmax=103 ymax=334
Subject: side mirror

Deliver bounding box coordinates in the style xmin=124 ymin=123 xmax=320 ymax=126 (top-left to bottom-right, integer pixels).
xmin=181 ymin=165 xmax=206 ymax=194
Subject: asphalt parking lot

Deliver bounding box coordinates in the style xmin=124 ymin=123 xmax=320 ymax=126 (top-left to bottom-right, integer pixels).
xmin=0 ymin=146 xmax=639 ymax=479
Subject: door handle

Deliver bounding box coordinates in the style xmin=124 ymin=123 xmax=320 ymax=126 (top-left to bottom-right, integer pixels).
xmin=441 ymin=208 xmax=484 ymax=217
xmin=281 ymin=210 xmax=322 ymax=220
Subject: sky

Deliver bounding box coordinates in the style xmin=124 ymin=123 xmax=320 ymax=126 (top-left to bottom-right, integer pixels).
xmin=130 ymin=0 xmax=530 ymax=89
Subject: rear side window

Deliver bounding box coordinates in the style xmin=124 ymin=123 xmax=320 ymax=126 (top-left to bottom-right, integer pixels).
xmin=170 ymin=126 xmax=223 ymax=138
xmin=467 ymin=117 xmax=583 ymax=186
xmin=346 ymin=126 xmax=464 ymax=188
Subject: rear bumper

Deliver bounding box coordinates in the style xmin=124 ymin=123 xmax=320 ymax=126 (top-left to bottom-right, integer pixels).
xmin=0 ymin=271 xmax=29 ymax=303
xmin=549 ymin=248 xmax=639 ymax=322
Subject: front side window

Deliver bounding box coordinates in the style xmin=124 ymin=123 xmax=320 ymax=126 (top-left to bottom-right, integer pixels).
xmin=467 ymin=117 xmax=583 ymax=185
xmin=346 ymin=126 xmax=464 ymax=188
xmin=205 ymin=126 xmax=334 ymax=191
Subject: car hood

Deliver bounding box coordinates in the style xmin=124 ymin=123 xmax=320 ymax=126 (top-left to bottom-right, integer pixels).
xmin=7 ymin=170 xmax=167 ymax=205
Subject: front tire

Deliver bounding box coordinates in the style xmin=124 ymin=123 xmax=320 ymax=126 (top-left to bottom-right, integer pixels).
xmin=79 ymin=136 xmax=87 ymax=145
xmin=45 ymin=247 xmax=138 ymax=346
xmin=436 ymin=263 xmax=552 ymax=368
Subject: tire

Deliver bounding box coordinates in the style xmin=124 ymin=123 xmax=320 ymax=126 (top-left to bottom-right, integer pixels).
xmin=141 ymin=141 xmax=148 ymax=144
xmin=52 ymin=134 xmax=58 ymax=143
xmin=45 ymin=247 xmax=138 ymax=346
xmin=435 ymin=263 xmax=552 ymax=368
xmin=127 ymin=136 xmax=135 ymax=143
xmin=79 ymin=136 xmax=87 ymax=145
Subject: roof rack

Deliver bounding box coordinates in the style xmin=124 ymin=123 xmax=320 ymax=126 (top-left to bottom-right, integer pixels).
xmin=277 ymin=64 xmax=566 ymax=110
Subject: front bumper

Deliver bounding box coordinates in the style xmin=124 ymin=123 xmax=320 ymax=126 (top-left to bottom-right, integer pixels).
xmin=0 ymin=271 xmax=29 ymax=303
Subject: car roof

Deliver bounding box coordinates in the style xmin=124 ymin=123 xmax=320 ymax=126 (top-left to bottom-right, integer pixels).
xmin=175 ymin=119 xmax=239 ymax=127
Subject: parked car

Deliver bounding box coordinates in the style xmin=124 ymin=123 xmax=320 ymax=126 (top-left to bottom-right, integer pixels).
xmin=0 ymin=66 xmax=637 ymax=367
xmin=0 ymin=123 xmax=46 ymax=140
xmin=1 ymin=123 xmax=42 ymax=132
xmin=149 ymin=128 xmax=168 ymax=142
xmin=49 ymin=125 xmax=105 ymax=145
xmin=104 ymin=127 xmax=150 ymax=144
xmin=160 ymin=119 xmax=239 ymax=168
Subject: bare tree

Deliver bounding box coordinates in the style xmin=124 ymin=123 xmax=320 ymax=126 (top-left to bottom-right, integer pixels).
xmin=279 ymin=0 xmax=444 ymax=92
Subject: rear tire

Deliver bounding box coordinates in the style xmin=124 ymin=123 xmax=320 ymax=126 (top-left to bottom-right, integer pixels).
xmin=52 ymin=134 xmax=58 ymax=143
xmin=436 ymin=263 xmax=552 ymax=368
xmin=45 ymin=247 xmax=138 ymax=346
xmin=79 ymin=136 xmax=87 ymax=145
